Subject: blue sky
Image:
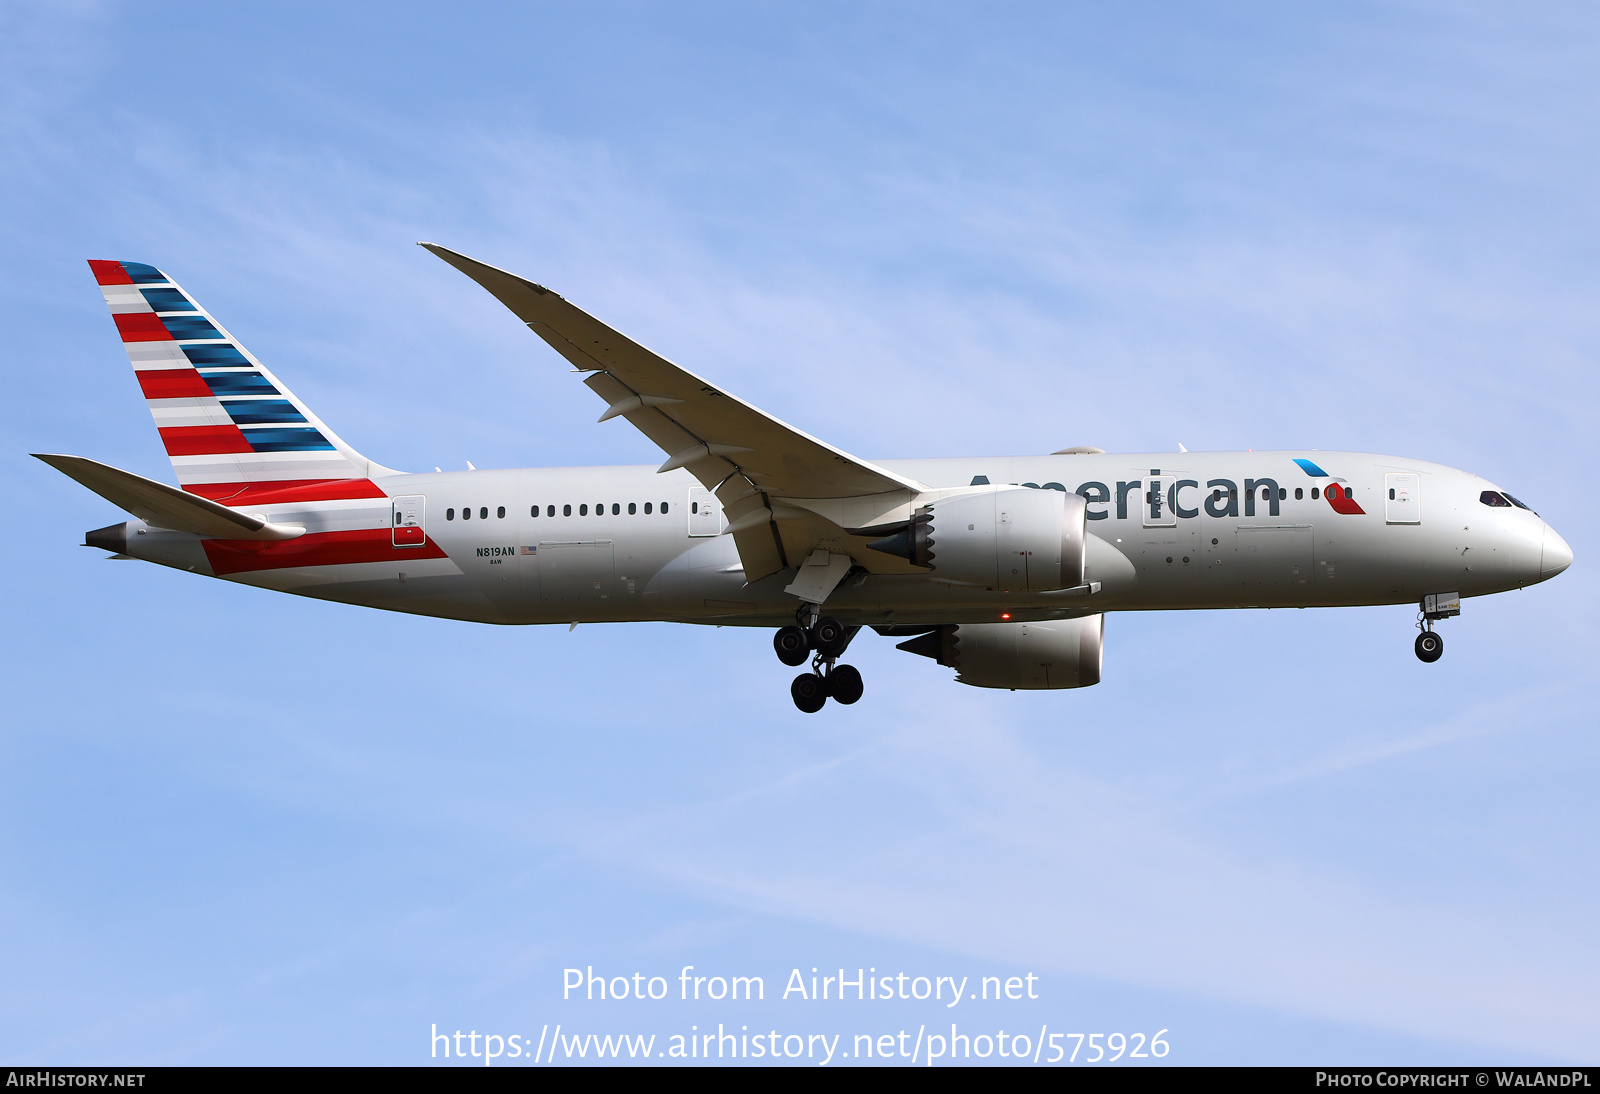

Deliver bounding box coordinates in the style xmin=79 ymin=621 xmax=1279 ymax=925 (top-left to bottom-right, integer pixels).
xmin=2 ymin=0 xmax=1597 ymax=1066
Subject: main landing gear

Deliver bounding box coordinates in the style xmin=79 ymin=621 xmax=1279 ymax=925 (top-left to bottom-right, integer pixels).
xmin=1414 ymin=592 xmax=1459 ymax=663
xmin=775 ymin=614 xmax=862 ymax=712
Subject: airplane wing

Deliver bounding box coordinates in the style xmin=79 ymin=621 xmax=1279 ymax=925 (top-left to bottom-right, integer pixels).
xmin=421 ymin=244 xmax=927 ymax=582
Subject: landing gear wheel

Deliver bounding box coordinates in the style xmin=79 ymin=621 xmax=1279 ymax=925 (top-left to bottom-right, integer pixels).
xmin=1415 ymin=631 xmax=1443 ymax=663
xmin=812 ymin=616 xmax=848 ymax=657
xmin=774 ymin=626 xmax=811 ymax=667
xmin=828 ymin=664 xmax=863 ymax=705
xmin=791 ymin=672 xmax=828 ymax=713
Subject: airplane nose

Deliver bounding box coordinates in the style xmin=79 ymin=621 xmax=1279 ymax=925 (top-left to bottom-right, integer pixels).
xmin=1542 ymin=523 xmax=1573 ymax=578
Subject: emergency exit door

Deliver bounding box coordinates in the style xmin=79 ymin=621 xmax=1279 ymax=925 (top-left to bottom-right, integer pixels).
xmin=392 ymin=495 xmax=426 ymax=546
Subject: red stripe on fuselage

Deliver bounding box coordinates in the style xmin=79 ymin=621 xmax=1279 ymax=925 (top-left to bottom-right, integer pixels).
xmin=113 ymin=312 xmax=173 ymax=341
xmin=159 ymin=424 xmax=253 ymax=456
xmin=89 ymin=260 xmax=134 ymax=285
xmin=203 ymin=528 xmax=448 ymax=576
xmin=185 ymin=479 xmax=389 ymax=505
xmin=137 ymin=369 xmax=214 ymax=399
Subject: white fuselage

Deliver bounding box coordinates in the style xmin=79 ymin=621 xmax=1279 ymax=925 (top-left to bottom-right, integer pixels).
xmin=118 ymin=451 xmax=1570 ymax=628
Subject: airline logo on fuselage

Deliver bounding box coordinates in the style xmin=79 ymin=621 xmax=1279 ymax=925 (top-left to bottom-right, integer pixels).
xmin=978 ymin=459 xmax=1367 ymax=521
xmin=1292 ymin=458 xmax=1365 ymax=515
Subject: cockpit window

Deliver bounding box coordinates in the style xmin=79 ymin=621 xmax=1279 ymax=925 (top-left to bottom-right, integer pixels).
xmin=1479 ymin=490 xmax=1512 ymax=507
xmin=1502 ymin=493 xmax=1534 ymax=512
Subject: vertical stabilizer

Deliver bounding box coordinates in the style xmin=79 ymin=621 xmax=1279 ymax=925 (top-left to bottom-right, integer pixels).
xmin=87 ymin=259 xmax=398 ymax=504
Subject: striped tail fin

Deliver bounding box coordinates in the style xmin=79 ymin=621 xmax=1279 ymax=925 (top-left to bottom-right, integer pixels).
xmin=88 ymin=259 xmax=397 ymax=505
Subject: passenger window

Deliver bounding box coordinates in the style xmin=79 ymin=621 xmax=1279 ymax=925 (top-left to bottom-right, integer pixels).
xmin=612 ymin=503 xmax=620 ymax=515
xmin=531 ymin=505 xmax=539 ymax=517
xmin=1278 ymin=488 xmax=1286 ymax=501
xmin=628 ymin=502 xmax=636 ymax=514
xmin=563 ymin=504 xmax=572 ymax=516
xmin=1479 ymin=491 xmax=1512 ymax=507
xmin=547 ymin=505 xmax=555 ymax=517
xmin=1261 ymin=488 xmax=1270 ymax=502
xmin=661 ymin=502 xmax=669 ymax=514
xmin=463 ymin=507 xmax=471 ymax=520
xmin=1389 ymin=488 xmax=1395 ymax=500
xmin=446 ymin=508 xmax=455 ymax=520
xmin=579 ymin=504 xmax=588 ymax=516
xmin=497 ymin=506 xmax=505 ymax=519
xmin=1311 ymin=488 xmax=1320 ymax=499
xmin=1294 ymin=488 xmax=1303 ymax=500
xmin=644 ymin=502 xmax=653 ymax=514
xmin=692 ymin=502 xmax=699 ymax=514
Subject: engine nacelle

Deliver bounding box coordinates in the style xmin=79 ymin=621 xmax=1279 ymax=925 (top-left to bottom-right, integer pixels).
xmin=896 ymin=615 xmax=1104 ymax=690
xmin=870 ymin=486 xmax=1087 ymax=591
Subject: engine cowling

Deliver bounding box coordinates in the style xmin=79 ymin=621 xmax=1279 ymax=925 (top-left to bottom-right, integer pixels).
xmin=869 ymin=486 xmax=1087 ymax=591
xmin=896 ymin=615 xmax=1104 ymax=690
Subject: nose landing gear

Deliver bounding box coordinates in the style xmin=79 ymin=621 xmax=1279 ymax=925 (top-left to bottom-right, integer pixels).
xmin=1414 ymin=592 xmax=1459 ymax=663
xmin=776 ymin=613 xmax=863 ymax=712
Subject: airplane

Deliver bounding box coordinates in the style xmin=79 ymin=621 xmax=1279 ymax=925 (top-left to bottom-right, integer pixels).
xmin=38 ymin=246 xmax=1574 ymax=712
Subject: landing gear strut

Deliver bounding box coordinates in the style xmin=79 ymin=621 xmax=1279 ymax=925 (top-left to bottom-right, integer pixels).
xmin=777 ymin=613 xmax=863 ymax=712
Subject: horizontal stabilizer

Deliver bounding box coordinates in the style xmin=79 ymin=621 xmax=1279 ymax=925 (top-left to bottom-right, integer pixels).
xmin=33 ymin=454 xmax=306 ymax=541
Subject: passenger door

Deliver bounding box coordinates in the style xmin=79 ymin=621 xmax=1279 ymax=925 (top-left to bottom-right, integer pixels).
xmin=688 ymin=488 xmax=721 ymax=536
xmin=1385 ymin=473 xmax=1421 ymax=524
xmin=1142 ymin=475 xmax=1177 ymax=527
xmin=391 ymin=495 xmax=426 ymax=546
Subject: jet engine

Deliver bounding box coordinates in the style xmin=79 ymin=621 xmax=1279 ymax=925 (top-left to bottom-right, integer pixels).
xmin=894 ymin=615 xmax=1104 ymax=690
xmin=867 ymin=486 xmax=1087 ymax=591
